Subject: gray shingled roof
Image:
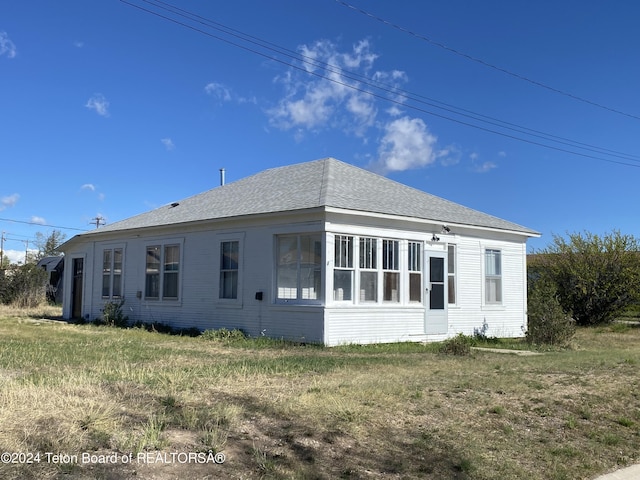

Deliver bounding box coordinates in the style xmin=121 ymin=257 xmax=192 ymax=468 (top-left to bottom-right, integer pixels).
xmin=81 ymin=157 xmax=538 ymax=236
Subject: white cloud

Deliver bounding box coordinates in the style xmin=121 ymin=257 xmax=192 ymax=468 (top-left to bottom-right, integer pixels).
xmin=1 ymin=193 xmax=19 ymax=211
xmin=371 ymin=117 xmax=441 ymax=173
xmin=475 ymin=161 xmax=497 ymax=173
xmin=4 ymin=249 xmax=25 ymax=265
xmin=161 ymin=138 xmax=175 ymax=151
xmin=85 ymin=94 xmax=110 ymax=117
xmin=0 ymin=32 xmax=17 ymax=59
xmin=30 ymin=216 xmax=46 ymax=225
xmin=498 ymin=151 xmax=507 ymax=157
xmin=267 ymin=39 xmax=382 ymax=135
xmin=81 ymin=183 xmax=96 ymax=191
xmin=204 ymin=82 xmax=256 ymax=106
xmin=74 ymin=41 xmax=84 ymax=48
xmin=469 ymin=152 xmax=498 ymax=173
xmin=205 ymin=82 xmax=232 ymax=102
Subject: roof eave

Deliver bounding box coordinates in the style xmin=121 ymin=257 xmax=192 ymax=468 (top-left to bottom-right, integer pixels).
xmin=324 ymin=206 xmax=540 ymax=238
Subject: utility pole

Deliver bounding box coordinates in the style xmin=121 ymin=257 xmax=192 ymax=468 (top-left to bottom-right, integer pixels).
xmin=90 ymin=216 xmax=105 ymax=229
xmin=23 ymin=239 xmax=29 ymax=264
xmin=0 ymin=231 xmax=5 ymax=269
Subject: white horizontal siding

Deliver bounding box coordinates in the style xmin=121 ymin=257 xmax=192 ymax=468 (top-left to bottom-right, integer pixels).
xmin=63 ymin=217 xmax=326 ymax=343
xmin=62 ymin=213 xmax=530 ymax=346
xmin=448 ymin=237 xmax=527 ymax=338
xmin=324 ymin=307 xmax=427 ymax=346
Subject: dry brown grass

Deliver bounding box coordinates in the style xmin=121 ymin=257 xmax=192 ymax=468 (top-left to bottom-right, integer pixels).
xmin=0 ymin=303 xmax=62 ymax=319
xmin=0 ymin=315 xmax=639 ymax=479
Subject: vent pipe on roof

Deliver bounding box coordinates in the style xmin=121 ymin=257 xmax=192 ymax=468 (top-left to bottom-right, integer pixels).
xmin=219 ymin=168 xmax=225 ymax=186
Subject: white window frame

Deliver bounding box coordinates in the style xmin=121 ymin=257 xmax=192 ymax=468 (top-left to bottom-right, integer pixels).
xmin=358 ymin=236 xmax=378 ymax=303
xmin=101 ymin=246 xmax=124 ymax=299
xmin=484 ymin=248 xmax=503 ymax=305
xmin=275 ymin=233 xmax=323 ymax=304
xmin=447 ymin=244 xmax=457 ymax=305
xmin=408 ymin=241 xmax=422 ymax=303
xmin=144 ymin=239 xmax=183 ymax=302
xmin=219 ymin=240 xmax=240 ymax=300
xmin=333 ymin=235 xmax=354 ymax=302
xmin=382 ymin=239 xmax=400 ymax=303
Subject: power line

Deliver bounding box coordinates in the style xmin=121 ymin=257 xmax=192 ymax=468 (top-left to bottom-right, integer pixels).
xmin=0 ymin=216 xmax=89 ymax=232
xmin=334 ymin=0 xmax=640 ymax=122
xmin=119 ymin=0 xmax=640 ymax=168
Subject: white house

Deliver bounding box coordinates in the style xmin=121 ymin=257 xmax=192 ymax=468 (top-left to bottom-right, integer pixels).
xmin=60 ymin=158 xmax=539 ymax=346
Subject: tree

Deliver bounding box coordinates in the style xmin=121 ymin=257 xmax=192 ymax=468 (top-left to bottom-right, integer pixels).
xmin=33 ymin=230 xmax=67 ymax=261
xmin=533 ymin=230 xmax=640 ymax=326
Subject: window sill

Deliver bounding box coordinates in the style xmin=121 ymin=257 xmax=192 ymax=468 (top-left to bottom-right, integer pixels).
xmin=482 ymin=304 xmax=505 ymax=311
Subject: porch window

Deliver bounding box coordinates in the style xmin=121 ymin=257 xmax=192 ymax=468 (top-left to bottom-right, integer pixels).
xmin=408 ymin=241 xmax=422 ymax=302
xmin=359 ymin=237 xmax=377 ymax=302
xmin=448 ymin=244 xmax=456 ymax=304
xmin=276 ymin=234 xmax=322 ymax=301
xmin=333 ymin=235 xmax=353 ymax=301
xmin=485 ymin=249 xmax=502 ymax=304
xmin=145 ymin=244 xmax=180 ymax=300
xmin=220 ymin=241 xmax=239 ymax=299
xmin=382 ymin=239 xmax=399 ymax=302
xmin=101 ymin=248 xmax=123 ymax=298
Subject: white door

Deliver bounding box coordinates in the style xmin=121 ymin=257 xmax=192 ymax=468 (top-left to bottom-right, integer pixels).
xmin=424 ymin=250 xmax=448 ymax=334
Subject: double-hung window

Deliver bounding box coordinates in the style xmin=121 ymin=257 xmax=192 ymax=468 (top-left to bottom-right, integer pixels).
xmin=276 ymin=234 xmax=322 ymax=301
xmin=219 ymin=241 xmax=239 ymax=299
xmin=382 ymin=239 xmax=400 ymax=302
xmin=408 ymin=241 xmax=422 ymax=302
xmin=333 ymin=235 xmax=354 ymax=301
xmin=448 ymin=244 xmax=456 ymax=304
xmin=145 ymin=244 xmax=180 ymax=300
xmin=359 ymin=237 xmax=377 ymax=302
xmin=485 ymin=249 xmax=502 ymax=304
xmin=102 ymin=247 xmax=123 ymax=298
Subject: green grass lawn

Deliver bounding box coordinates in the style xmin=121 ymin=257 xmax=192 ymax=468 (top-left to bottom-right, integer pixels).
xmin=0 ymin=310 xmax=639 ymax=479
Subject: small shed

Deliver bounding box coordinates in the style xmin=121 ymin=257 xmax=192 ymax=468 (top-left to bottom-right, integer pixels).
xmin=37 ymin=256 xmax=64 ymax=304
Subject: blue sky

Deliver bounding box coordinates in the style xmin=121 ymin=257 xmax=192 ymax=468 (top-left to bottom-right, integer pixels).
xmin=2 ymin=0 xmax=639 ymax=263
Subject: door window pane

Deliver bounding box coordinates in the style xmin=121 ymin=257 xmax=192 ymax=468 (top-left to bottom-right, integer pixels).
xmin=430 ymin=284 xmax=445 ymax=309
xmin=430 ymin=257 xmax=444 ymax=283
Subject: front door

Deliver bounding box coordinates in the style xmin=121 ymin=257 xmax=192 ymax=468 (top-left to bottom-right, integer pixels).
xmin=424 ymin=250 xmax=448 ymax=334
xmin=71 ymin=258 xmax=84 ymax=319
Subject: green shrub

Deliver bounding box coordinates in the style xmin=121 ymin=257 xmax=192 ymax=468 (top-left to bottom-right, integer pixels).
xmin=526 ymin=278 xmax=575 ymax=347
xmin=533 ymin=231 xmax=640 ymax=326
xmin=100 ymin=299 xmax=129 ymax=328
xmin=438 ymin=333 xmax=474 ymax=356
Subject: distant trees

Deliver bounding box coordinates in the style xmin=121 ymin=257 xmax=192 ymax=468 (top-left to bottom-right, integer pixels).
xmin=0 ymin=263 xmax=47 ymax=307
xmin=529 ymin=230 xmax=640 ymax=327
xmin=33 ymin=230 xmax=67 ymax=261
xmin=0 ymin=230 xmax=66 ymax=307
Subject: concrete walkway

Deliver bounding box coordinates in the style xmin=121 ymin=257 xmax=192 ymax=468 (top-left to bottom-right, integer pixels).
xmin=593 ymin=464 xmax=640 ymax=480
xmin=471 ymin=347 xmax=542 ymax=356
